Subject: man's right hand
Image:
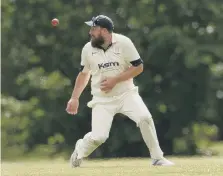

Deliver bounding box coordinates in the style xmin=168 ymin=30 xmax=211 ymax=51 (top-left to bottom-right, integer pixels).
xmin=66 ymin=98 xmax=79 ymax=115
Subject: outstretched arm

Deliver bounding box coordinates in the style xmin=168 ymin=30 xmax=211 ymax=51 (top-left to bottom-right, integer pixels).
xmin=66 ymin=43 xmax=91 ymax=115
xmin=71 ymin=71 xmax=91 ymax=100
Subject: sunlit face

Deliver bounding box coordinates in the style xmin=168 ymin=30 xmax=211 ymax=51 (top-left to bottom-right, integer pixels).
xmin=89 ymin=26 xmax=105 ymax=48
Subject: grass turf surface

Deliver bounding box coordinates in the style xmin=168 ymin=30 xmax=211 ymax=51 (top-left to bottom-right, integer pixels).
xmin=2 ymin=157 xmax=223 ymax=176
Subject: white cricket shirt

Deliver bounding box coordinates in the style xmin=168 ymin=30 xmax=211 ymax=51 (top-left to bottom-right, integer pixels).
xmin=80 ymin=33 xmax=141 ymax=105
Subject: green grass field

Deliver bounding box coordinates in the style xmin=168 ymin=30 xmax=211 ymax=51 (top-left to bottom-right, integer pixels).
xmin=2 ymin=157 xmax=223 ymax=176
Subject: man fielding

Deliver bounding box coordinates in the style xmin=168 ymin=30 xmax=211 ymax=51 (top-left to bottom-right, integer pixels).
xmin=66 ymin=15 xmax=174 ymax=167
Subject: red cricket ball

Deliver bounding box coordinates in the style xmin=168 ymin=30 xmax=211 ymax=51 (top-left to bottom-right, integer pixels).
xmin=51 ymin=18 xmax=59 ymax=26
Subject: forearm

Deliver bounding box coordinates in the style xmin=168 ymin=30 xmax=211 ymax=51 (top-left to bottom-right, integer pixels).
xmin=71 ymin=72 xmax=91 ymax=99
xmin=115 ymin=64 xmax=143 ymax=83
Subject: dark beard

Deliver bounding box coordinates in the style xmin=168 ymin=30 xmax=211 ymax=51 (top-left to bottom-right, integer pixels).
xmin=91 ymin=36 xmax=105 ymax=48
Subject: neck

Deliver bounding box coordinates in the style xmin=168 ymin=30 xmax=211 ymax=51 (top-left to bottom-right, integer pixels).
xmin=101 ymin=33 xmax=112 ymax=49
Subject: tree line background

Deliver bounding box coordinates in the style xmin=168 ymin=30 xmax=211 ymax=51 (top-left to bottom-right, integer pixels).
xmin=2 ymin=0 xmax=223 ymax=160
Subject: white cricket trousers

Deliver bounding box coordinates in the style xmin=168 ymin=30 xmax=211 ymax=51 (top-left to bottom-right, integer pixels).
xmin=76 ymin=88 xmax=164 ymax=160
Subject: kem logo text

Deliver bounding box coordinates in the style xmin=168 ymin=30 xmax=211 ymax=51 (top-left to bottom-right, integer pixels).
xmin=98 ymin=62 xmax=119 ymax=69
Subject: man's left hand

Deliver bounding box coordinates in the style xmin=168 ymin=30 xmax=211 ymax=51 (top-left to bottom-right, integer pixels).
xmin=100 ymin=77 xmax=118 ymax=93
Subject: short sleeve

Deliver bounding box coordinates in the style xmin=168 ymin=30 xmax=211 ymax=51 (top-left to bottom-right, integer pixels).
xmin=123 ymin=38 xmax=141 ymax=62
xmin=80 ymin=44 xmax=91 ymax=73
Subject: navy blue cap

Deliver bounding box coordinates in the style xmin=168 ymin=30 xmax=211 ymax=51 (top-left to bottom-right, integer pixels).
xmin=85 ymin=15 xmax=114 ymax=31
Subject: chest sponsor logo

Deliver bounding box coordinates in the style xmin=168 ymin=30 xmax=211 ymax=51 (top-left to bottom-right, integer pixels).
xmin=98 ymin=62 xmax=119 ymax=69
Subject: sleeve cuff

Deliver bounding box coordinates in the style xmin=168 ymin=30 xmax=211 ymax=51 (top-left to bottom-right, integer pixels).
xmin=130 ymin=58 xmax=143 ymax=67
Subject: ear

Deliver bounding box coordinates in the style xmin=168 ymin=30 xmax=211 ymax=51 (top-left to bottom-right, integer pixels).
xmin=101 ymin=28 xmax=108 ymax=34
